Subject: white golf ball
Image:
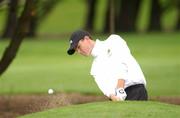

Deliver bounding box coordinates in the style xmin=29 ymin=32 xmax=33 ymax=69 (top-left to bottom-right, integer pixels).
xmin=48 ymin=88 xmax=54 ymax=94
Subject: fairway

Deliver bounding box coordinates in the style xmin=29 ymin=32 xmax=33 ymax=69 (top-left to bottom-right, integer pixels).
xmin=20 ymin=101 xmax=180 ymax=118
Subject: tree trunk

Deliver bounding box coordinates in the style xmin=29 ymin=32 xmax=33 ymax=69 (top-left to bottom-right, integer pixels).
xmin=26 ymin=0 xmax=60 ymax=37
xmin=0 ymin=0 xmax=4 ymax=3
xmin=0 ymin=0 xmax=35 ymax=76
xmin=109 ymin=0 xmax=115 ymax=33
xmin=148 ymin=0 xmax=162 ymax=31
xmin=103 ymin=0 xmax=111 ymax=33
xmin=84 ymin=0 xmax=97 ymax=32
xmin=104 ymin=0 xmax=118 ymax=33
xmin=26 ymin=13 xmax=38 ymax=37
xmin=2 ymin=0 xmax=18 ymax=38
xmin=117 ymin=0 xmax=142 ymax=32
xmin=176 ymin=1 xmax=180 ymax=30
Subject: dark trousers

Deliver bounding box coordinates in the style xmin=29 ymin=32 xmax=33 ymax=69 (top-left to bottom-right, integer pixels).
xmin=125 ymin=84 xmax=148 ymax=101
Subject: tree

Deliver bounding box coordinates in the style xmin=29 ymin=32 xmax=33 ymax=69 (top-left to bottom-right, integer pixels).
xmin=103 ymin=0 xmax=111 ymax=33
xmin=148 ymin=0 xmax=162 ymax=31
xmin=176 ymin=0 xmax=180 ymax=30
xmin=103 ymin=0 xmax=116 ymax=33
xmin=103 ymin=0 xmax=142 ymax=33
xmin=1 ymin=0 xmax=60 ymax=38
xmin=2 ymin=0 xmax=18 ymax=38
xmin=27 ymin=0 xmax=60 ymax=37
xmin=0 ymin=0 xmax=36 ymax=76
xmin=84 ymin=0 xmax=97 ymax=32
xmin=109 ymin=0 xmax=115 ymax=33
xmin=0 ymin=0 xmax=4 ymax=3
xmin=117 ymin=0 xmax=142 ymax=32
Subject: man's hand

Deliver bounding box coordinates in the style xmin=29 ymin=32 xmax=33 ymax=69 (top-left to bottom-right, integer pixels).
xmin=115 ymin=88 xmax=127 ymax=101
xmin=109 ymin=88 xmax=127 ymax=101
xmin=110 ymin=94 xmax=121 ymax=101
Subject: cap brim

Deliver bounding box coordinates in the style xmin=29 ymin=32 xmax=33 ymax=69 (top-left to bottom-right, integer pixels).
xmin=67 ymin=49 xmax=75 ymax=55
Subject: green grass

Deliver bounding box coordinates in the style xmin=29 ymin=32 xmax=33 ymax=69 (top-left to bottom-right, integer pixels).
xmin=0 ymin=39 xmax=98 ymax=94
xmin=0 ymin=33 xmax=180 ymax=97
xmin=37 ymin=0 xmax=86 ymax=33
xmin=20 ymin=101 xmax=180 ymax=118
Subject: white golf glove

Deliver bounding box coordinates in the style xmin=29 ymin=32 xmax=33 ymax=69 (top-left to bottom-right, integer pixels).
xmin=115 ymin=88 xmax=127 ymax=101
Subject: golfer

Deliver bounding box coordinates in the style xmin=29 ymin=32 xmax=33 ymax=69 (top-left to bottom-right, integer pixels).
xmin=67 ymin=30 xmax=148 ymax=101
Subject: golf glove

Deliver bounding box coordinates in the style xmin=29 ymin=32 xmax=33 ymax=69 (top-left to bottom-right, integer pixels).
xmin=115 ymin=88 xmax=127 ymax=101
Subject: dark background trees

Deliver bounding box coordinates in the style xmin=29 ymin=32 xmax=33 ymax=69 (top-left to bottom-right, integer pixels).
xmin=148 ymin=0 xmax=162 ymax=31
xmin=0 ymin=0 xmax=61 ymax=75
xmin=116 ymin=0 xmax=142 ymax=32
xmin=0 ymin=0 xmax=36 ymax=75
xmin=2 ymin=0 xmax=18 ymax=38
xmin=1 ymin=0 xmax=60 ymax=38
xmin=27 ymin=0 xmax=60 ymax=37
xmin=175 ymin=0 xmax=180 ymax=30
xmin=1 ymin=0 xmax=179 ymax=37
xmin=101 ymin=0 xmax=179 ymax=33
xmin=84 ymin=0 xmax=97 ymax=32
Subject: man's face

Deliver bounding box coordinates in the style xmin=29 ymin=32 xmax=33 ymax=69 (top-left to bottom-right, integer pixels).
xmin=76 ymin=36 xmax=91 ymax=56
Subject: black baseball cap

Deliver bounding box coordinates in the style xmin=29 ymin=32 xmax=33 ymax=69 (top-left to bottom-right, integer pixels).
xmin=67 ymin=30 xmax=91 ymax=55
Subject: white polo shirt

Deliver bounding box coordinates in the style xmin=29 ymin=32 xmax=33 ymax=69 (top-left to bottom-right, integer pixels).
xmin=90 ymin=34 xmax=146 ymax=97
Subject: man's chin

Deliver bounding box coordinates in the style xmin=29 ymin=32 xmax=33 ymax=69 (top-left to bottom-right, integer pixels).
xmin=81 ymin=53 xmax=90 ymax=57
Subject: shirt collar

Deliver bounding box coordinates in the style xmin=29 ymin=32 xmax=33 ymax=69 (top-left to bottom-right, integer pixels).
xmin=91 ymin=39 xmax=104 ymax=58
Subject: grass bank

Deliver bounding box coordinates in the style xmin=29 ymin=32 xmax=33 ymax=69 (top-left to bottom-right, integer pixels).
xmin=20 ymin=101 xmax=180 ymax=118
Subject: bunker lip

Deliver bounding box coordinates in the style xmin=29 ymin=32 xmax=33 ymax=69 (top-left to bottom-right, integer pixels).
xmin=0 ymin=93 xmax=180 ymax=118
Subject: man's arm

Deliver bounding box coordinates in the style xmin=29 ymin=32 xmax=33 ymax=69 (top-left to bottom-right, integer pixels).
xmin=116 ymin=79 xmax=125 ymax=88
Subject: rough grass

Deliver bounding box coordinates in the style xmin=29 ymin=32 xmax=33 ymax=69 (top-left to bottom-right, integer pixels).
xmin=20 ymin=101 xmax=180 ymax=118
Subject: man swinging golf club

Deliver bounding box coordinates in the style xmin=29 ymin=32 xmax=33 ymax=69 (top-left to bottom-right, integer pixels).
xmin=67 ymin=30 xmax=148 ymax=101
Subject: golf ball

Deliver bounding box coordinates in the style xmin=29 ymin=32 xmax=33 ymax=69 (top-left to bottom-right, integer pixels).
xmin=48 ymin=88 xmax=54 ymax=94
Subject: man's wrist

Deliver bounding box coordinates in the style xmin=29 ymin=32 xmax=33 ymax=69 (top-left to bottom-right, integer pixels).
xmin=116 ymin=88 xmax=125 ymax=94
xmin=115 ymin=88 xmax=127 ymax=101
